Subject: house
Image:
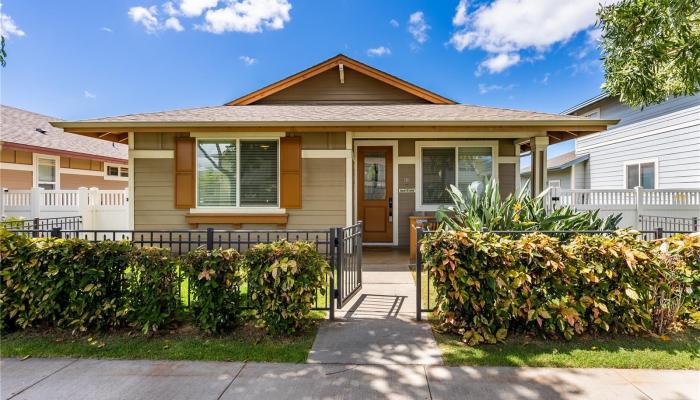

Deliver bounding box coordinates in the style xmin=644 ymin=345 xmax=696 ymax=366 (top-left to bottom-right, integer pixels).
xmin=564 ymin=93 xmax=700 ymax=190
xmin=520 ymin=151 xmax=590 ymax=190
xmin=50 ymin=54 xmax=614 ymax=246
xmin=1 ymin=105 xmax=128 ymax=190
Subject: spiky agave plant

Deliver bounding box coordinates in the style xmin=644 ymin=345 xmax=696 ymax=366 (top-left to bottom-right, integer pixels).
xmin=436 ymin=181 xmax=621 ymax=232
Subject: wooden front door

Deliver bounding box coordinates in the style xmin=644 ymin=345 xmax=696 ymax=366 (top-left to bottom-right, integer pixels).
xmin=358 ymin=146 xmax=393 ymax=243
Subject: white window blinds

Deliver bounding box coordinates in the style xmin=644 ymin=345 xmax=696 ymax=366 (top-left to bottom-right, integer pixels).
xmin=197 ymin=140 xmax=237 ymax=207
xmin=240 ymin=140 xmax=278 ymax=207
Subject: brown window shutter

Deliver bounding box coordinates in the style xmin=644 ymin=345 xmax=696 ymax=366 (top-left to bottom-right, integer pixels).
xmin=174 ymin=137 xmax=196 ymax=209
xmin=280 ymin=136 xmax=302 ymax=209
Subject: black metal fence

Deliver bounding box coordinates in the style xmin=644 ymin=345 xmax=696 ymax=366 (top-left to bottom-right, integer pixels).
xmin=337 ymin=222 xmax=363 ymax=308
xmin=0 ymin=215 xmax=82 ymax=232
xmin=8 ymin=226 xmax=367 ymax=319
xmin=639 ymin=215 xmax=699 ymax=238
xmin=414 ymin=227 xmax=698 ymax=320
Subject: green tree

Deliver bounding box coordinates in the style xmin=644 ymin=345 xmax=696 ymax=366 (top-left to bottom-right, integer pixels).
xmin=1 ymin=36 xmax=6 ymax=67
xmin=598 ymin=0 xmax=700 ymax=108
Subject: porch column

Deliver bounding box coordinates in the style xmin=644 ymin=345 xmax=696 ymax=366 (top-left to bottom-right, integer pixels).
xmin=345 ymin=131 xmax=353 ymax=226
xmin=530 ymin=136 xmax=549 ymax=197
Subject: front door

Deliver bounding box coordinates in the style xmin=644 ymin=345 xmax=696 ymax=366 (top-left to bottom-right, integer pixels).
xmin=358 ymin=146 xmax=393 ymax=243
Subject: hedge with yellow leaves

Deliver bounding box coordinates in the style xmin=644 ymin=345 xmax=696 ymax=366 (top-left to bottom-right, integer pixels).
xmin=421 ymin=230 xmax=699 ymax=345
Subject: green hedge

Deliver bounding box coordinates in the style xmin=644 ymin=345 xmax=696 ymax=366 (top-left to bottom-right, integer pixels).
xmin=1 ymin=231 xmax=327 ymax=335
xmin=244 ymin=240 xmax=329 ymax=334
xmin=422 ymin=230 xmax=699 ymax=345
xmin=182 ymin=248 xmax=243 ymax=333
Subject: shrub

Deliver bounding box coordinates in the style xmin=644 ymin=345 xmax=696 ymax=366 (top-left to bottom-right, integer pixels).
xmin=422 ymin=230 xmax=698 ymax=345
xmin=436 ymin=182 xmax=621 ymax=232
xmin=0 ymin=232 xmax=131 ymax=332
xmin=244 ymin=240 xmax=329 ymax=334
xmin=182 ymin=247 xmax=244 ymax=333
xmin=123 ymin=247 xmax=182 ymax=334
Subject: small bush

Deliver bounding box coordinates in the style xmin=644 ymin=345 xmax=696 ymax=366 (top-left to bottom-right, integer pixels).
xmin=423 ymin=230 xmax=699 ymax=345
xmin=123 ymin=247 xmax=182 ymax=334
xmin=182 ymin=247 xmax=243 ymax=333
xmin=244 ymin=240 xmax=328 ymax=334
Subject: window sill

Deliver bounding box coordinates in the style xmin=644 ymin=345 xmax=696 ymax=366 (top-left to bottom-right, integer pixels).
xmin=185 ymin=213 xmax=289 ymax=228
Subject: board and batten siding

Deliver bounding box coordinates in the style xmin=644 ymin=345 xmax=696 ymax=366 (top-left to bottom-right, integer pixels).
xmin=576 ymin=103 xmax=700 ymax=189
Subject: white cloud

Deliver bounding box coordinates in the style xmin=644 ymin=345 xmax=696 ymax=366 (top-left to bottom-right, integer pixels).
xmin=179 ymin=0 xmax=218 ymax=17
xmin=129 ymin=5 xmax=185 ymax=33
xmin=450 ymin=0 xmax=619 ymax=73
xmin=367 ymin=46 xmax=391 ymax=57
xmin=239 ymin=55 xmax=257 ymax=65
xmin=162 ymin=1 xmax=180 ymax=16
xmin=100 ymin=27 xmax=114 ymax=33
xmin=129 ymin=6 xmax=161 ymax=33
xmin=200 ymin=0 xmax=291 ymax=34
xmin=389 ymin=19 xmax=399 ymax=28
xmin=165 ymin=17 xmax=184 ymax=31
xmin=478 ymin=52 xmax=520 ymax=74
xmin=407 ymin=11 xmax=429 ymax=44
xmin=84 ymin=90 xmax=96 ymax=99
xmin=478 ymin=83 xmax=516 ymax=94
xmin=0 ymin=5 xmax=25 ymax=37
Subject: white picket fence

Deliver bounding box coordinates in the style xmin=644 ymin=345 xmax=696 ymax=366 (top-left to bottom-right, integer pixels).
xmin=545 ymin=187 xmax=700 ymax=230
xmin=1 ymin=187 xmax=129 ymax=230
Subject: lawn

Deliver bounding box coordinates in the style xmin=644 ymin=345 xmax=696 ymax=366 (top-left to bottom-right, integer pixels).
xmin=409 ymin=266 xmax=437 ymax=312
xmin=435 ymin=328 xmax=700 ymax=369
xmin=1 ymin=324 xmax=319 ymax=363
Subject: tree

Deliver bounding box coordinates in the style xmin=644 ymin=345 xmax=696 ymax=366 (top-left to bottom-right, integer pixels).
xmin=0 ymin=36 xmax=6 ymax=67
xmin=597 ymin=0 xmax=700 ymax=108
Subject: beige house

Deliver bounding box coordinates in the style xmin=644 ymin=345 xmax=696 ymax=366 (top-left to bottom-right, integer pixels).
xmin=1 ymin=105 xmax=128 ymax=190
xmin=52 ymin=55 xmax=614 ymax=246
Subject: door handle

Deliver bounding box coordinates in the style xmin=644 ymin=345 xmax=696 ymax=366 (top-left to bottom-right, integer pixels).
xmin=388 ymin=197 xmax=393 ymax=216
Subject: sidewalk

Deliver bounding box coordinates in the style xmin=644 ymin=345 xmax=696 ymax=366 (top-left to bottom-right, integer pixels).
xmin=2 ymin=358 xmax=698 ymax=400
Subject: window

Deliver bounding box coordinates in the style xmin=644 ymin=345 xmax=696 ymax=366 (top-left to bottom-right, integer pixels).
xmin=548 ymin=180 xmax=561 ymax=188
xmin=197 ymin=139 xmax=278 ymax=208
xmin=105 ymin=164 xmax=129 ymax=179
xmin=626 ymin=161 xmax=656 ymax=189
xmin=36 ymin=157 xmax=57 ymax=189
xmin=418 ymin=143 xmax=494 ymax=208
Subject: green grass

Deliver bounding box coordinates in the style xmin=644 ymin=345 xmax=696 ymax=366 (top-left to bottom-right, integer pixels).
xmin=409 ymin=266 xmax=437 ymax=312
xmin=1 ymin=324 xmax=319 ymax=363
xmin=435 ymin=328 xmax=700 ymax=369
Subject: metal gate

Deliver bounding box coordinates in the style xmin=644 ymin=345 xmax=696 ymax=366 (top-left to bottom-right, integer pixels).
xmin=335 ymin=221 xmax=363 ymax=308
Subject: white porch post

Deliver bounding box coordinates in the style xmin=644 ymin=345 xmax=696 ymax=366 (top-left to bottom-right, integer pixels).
xmin=530 ymin=136 xmax=549 ymax=197
xmin=345 ymin=131 xmax=353 ymax=226
xmin=0 ymin=188 xmax=6 ymax=218
xmin=30 ymin=187 xmax=43 ymax=219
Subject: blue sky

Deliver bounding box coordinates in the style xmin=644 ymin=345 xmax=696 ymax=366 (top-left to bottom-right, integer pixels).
xmin=1 ymin=0 xmax=609 ymax=157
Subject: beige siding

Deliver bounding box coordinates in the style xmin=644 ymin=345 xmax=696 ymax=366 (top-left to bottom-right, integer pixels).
xmin=288 ymin=158 xmax=346 ymax=229
xmin=397 ymin=164 xmax=416 ymax=247
xmin=255 ymin=68 xmax=430 ymax=105
xmin=498 ymin=164 xmax=516 ymax=197
xmin=290 ymin=132 xmax=346 ymax=150
xmin=0 ymin=169 xmax=32 ymax=189
xmin=134 ymin=158 xmax=188 ymax=230
xmin=60 ymin=173 xmax=127 ymax=190
xmin=134 ymin=132 xmax=189 ymax=150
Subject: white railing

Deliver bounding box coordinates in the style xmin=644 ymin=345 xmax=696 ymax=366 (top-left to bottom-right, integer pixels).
xmin=1 ymin=187 xmax=129 ymax=230
xmin=546 ymin=186 xmax=700 ymax=229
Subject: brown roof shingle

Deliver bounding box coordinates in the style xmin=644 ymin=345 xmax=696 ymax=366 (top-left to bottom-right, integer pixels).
xmin=1 ymin=105 xmax=127 ymax=161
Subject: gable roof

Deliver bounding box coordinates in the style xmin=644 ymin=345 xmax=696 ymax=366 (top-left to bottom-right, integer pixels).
xmin=1 ymin=105 xmax=127 ymax=163
xmin=226 ymin=54 xmax=456 ymax=106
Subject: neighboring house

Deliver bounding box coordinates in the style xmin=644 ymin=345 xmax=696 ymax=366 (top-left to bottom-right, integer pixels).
xmin=1 ymin=105 xmax=128 ymax=190
xmin=51 ymin=54 xmax=613 ymax=246
xmin=565 ymin=93 xmax=700 ymax=190
xmin=521 ymin=151 xmax=590 ymax=190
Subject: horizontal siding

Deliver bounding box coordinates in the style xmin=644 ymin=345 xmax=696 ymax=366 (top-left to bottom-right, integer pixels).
xmin=255 ymin=68 xmax=429 ymax=105
xmin=134 ymin=158 xmax=188 ymax=230
xmin=547 ymin=169 xmax=571 ymax=189
xmin=287 ymin=158 xmax=346 ymax=229
xmin=60 ymin=174 xmax=127 ymax=190
xmin=397 ymin=164 xmax=416 ymax=247
xmin=0 ymin=169 xmax=32 ymax=189
xmin=576 ymin=104 xmax=700 ymax=189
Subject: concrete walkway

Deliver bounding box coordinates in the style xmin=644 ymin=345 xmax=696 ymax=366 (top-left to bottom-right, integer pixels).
xmin=308 ymin=249 xmax=443 ymax=365
xmin=2 ymin=358 xmax=698 ymax=400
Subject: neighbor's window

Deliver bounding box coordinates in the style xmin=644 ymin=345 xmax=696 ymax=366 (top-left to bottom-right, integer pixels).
xmin=626 ymin=162 xmax=656 ymax=189
xmin=36 ymin=157 xmax=57 ymax=190
xmin=106 ymin=165 xmax=129 ymax=178
xmin=197 ymin=139 xmax=278 ymax=208
xmin=421 ymin=146 xmax=493 ymax=205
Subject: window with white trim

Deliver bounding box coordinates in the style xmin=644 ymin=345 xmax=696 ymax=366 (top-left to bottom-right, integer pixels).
xmin=626 ymin=161 xmax=656 ymax=189
xmin=419 ymin=144 xmax=494 ymax=207
xmin=196 ymin=139 xmax=279 ymax=207
xmin=106 ymin=164 xmax=129 ymax=178
xmin=36 ymin=157 xmax=57 ymax=189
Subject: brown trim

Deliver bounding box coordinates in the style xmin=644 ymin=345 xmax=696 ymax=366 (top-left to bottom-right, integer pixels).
xmin=185 ymin=213 xmax=288 ymax=227
xmin=279 ymin=136 xmax=302 ymax=209
xmin=225 ymin=54 xmax=457 ymax=105
xmin=174 ymin=137 xmax=196 ymax=209
xmin=0 ymin=141 xmax=127 ymax=164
